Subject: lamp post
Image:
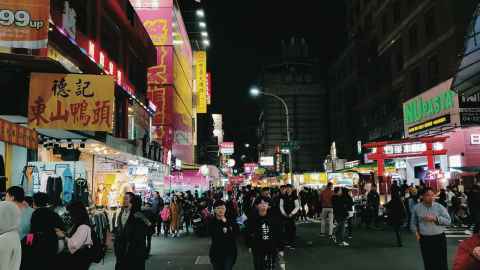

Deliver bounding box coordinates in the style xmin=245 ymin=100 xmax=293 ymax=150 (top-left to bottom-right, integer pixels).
xmin=250 ymin=87 xmax=293 ymax=183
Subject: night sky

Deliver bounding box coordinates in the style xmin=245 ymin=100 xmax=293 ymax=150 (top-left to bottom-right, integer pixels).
xmin=199 ymin=1 xmax=346 ymax=151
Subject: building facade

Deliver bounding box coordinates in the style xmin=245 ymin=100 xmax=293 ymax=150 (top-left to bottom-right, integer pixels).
xmin=329 ymin=0 xmax=478 ymax=160
xmin=258 ymin=38 xmax=328 ymax=173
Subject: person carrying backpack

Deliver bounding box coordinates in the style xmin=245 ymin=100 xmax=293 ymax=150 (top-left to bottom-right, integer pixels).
xmin=160 ymin=204 xmax=172 ymax=237
xmin=56 ymin=201 xmax=94 ymax=270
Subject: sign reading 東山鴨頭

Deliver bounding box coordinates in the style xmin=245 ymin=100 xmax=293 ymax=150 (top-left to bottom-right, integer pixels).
xmin=28 ymin=73 xmax=115 ymax=132
xmin=0 ymin=0 xmax=50 ymax=49
xmin=403 ymin=79 xmax=461 ymax=137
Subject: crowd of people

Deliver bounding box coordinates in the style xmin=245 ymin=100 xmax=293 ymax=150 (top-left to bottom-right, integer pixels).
xmin=1 ymin=179 xmax=480 ymax=270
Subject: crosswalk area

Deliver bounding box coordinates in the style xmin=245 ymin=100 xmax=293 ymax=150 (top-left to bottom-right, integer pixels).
xmin=444 ymin=226 xmax=473 ymax=239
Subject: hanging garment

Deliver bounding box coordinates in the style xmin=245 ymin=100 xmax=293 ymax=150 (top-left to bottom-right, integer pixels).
xmin=0 ymin=176 xmax=6 ymax=193
xmin=46 ymin=177 xmax=63 ymax=206
xmin=73 ymin=178 xmax=89 ymax=206
xmin=22 ymin=166 xmax=40 ymax=196
xmin=62 ymin=168 xmax=74 ymax=205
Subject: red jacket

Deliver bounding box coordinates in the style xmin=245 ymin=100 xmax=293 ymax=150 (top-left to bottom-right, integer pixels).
xmin=320 ymin=189 xmax=334 ymax=208
xmin=453 ymin=234 xmax=480 ymax=270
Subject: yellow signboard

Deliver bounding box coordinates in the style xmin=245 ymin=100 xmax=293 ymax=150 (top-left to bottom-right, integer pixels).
xmin=304 ymin=173 xmax=327 ymax=185
xmin=194 ymin=51 xmax=207 ymax=114
xmin=28 ymin=73 xmax=115 ymax=132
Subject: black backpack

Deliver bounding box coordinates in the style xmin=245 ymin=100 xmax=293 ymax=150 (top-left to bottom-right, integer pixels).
xmin=87 ymin=226 xmax=106 ymax=263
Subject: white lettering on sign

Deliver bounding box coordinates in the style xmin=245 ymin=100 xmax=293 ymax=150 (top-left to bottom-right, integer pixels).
xmin=385 ymin=142 xmax=444 ymax=155
xmin=471 ymin=134 xmax=480 ymax=145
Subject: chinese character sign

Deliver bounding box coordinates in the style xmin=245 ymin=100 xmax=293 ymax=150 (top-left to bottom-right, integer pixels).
xmin=28 ymin=73 xmax=115 ymax=132
xmin=195 ymin=51 xmax=207 ymax=114
xmin=0 ymin=0 xmax=50 ymax=49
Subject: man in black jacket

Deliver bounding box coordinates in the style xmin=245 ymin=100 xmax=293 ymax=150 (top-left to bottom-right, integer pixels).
xmin=333 ymin=187 xmax=350 ymax=247
xmin=247 ymin=196 xmax=283 ymax=270
xmin=280 ymin=185 xmax=300 ymax=248
xmin=366 ymin=184 xmax=380 ymax=229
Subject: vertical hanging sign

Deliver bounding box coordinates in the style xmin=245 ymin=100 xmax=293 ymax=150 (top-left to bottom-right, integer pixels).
xmin=194 ymin=51 xmax=207 ymax=113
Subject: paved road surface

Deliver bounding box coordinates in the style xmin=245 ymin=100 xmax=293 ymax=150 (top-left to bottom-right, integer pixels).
xmin=92 ymin=223 xmax=465 ymax=270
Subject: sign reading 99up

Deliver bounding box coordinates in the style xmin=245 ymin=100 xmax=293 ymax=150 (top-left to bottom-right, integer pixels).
xmin=0 ymin=0 xmax=50 ymax=49
xmin=0 ymin=9 xmax=44 ymax=29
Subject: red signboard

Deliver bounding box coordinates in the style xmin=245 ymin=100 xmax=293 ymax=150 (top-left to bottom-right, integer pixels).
xmin=0 ymin=118 xmax=38 ymax=149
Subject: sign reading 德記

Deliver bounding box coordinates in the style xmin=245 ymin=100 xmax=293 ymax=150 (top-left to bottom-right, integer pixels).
xmin=28 ymin=73 xmax=115 ymax=132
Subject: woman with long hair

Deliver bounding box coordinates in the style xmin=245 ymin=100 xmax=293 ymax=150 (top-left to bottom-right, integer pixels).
xmin=56 ymin=201 xmax=93 ymax=270
xmin=170 ymin=195 xmax=182 ymax=237
xmin=208 ymin=200 xmax=239 ymax=270
xmin=114 ymin=193 xmax=148 ymax=270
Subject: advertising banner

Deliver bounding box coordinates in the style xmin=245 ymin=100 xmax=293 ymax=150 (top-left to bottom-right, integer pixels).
xmin=135 ymin=8 xmax=173 ymax=46
xmin=403 ymin=79 xmax=461 ymax=137
xmin=194 ymin=51 xmax=207 ymax=113
xmin=0 ymin=118 xmax=38 ymax=149
xmin=0 ymin=0 xmax=49 ymax=49
xmin=28 ymin=73 xmax=115 ymax=132
xmin=206 ymin=72 xmax=212 ymax=105
xmin=220 ymin=142 xmax=234 ymax=155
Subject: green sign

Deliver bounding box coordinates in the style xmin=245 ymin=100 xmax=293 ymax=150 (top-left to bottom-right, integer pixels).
xmin=403 ymin=89 xmax=456 ymax=125
xmin=281 ymin=141 xmax=300 ymax=151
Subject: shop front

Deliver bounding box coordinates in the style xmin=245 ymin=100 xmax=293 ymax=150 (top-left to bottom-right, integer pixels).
xmin=364 ymin=78 xmax=480 ymax=193
xmin=0 ymin=117 xmax=38 ymax=194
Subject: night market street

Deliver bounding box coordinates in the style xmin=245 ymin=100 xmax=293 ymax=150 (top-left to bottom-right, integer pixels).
xmin=92 ymin=222 xmax=466 ymax=270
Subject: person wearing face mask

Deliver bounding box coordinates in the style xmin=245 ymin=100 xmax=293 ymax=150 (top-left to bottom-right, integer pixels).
xmin=0 ymin=201 xmax=21 ymax=270
xmin=208 ymin=200 xmax=239 ymax=270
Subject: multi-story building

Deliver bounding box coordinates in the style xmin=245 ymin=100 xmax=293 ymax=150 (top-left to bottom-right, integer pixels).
xmin=258 ymin=38 xmax=328 ymax=173
xmin=0 ymin=0 xmax=164 ymax=195
xmin=329 ymin=0 xmax=478 ymax=159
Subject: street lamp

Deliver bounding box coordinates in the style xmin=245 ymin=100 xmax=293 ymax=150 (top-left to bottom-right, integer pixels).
xmin=249 ymin=86 xmax=293 ymax=183
xmin=199 ymin=22 xmax=206 ymax=28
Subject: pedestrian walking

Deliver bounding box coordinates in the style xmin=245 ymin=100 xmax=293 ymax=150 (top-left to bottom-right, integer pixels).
xmin=320 ymin=182 xmax=334 ymax=238
xmin=208 ymin=200 xmax=239 ymax=270
xmin=160 ymin=203 xmax=171 ymax=237
xmin=114 ymin=192 xmax=148 ymax=270
xmin=21 ymin=192 xmax=63 ymax=270
xmin=56 ymin=201 xmax=93 ymax=270
xmin=332 ymin=187 xmax=350 ymax=247
xmin=437 ymin=189 xmax=448 ymax=209
xmin=151 ymin=192 xmax=164 ymax=236
xmin=5 ymin=186 xmax=34 ymax=240
xmin=411 ymin=188 xmax=451 ymax=270
xmin=366 ymin=185 xmax=380 ymax=229
xmin=142 ymin=202 xmax=157 ymax=256
xmin=345 ymin=188 xmax=354 ymax=239
xmin=280 ymin=184 xmax=300 ymax=248
xmin=247 ymin=196 xmax=283 ymax=270
xmin=170 ymin=195 xmax=182 ymax=237
xmin=452 ymin=222 xmax=480 ymax=270
xmin=0 ymin=201 xmax=21 ymax=270
xmin=386 ymin=193 xmax=407 ymax=247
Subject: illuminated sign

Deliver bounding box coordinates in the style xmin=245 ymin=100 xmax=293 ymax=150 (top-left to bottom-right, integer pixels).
xmin=259 ymin=156 xmax=274 ymax=167
xmin=403 ymin=89 xmax=455 ymax=125
xmin=220 ymin=142 xmax=234 ymax=155
xmin=384 ymin=141 xmax=444 ymax=155
xmin=408 ymin=115 xmax=451 ymax=134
